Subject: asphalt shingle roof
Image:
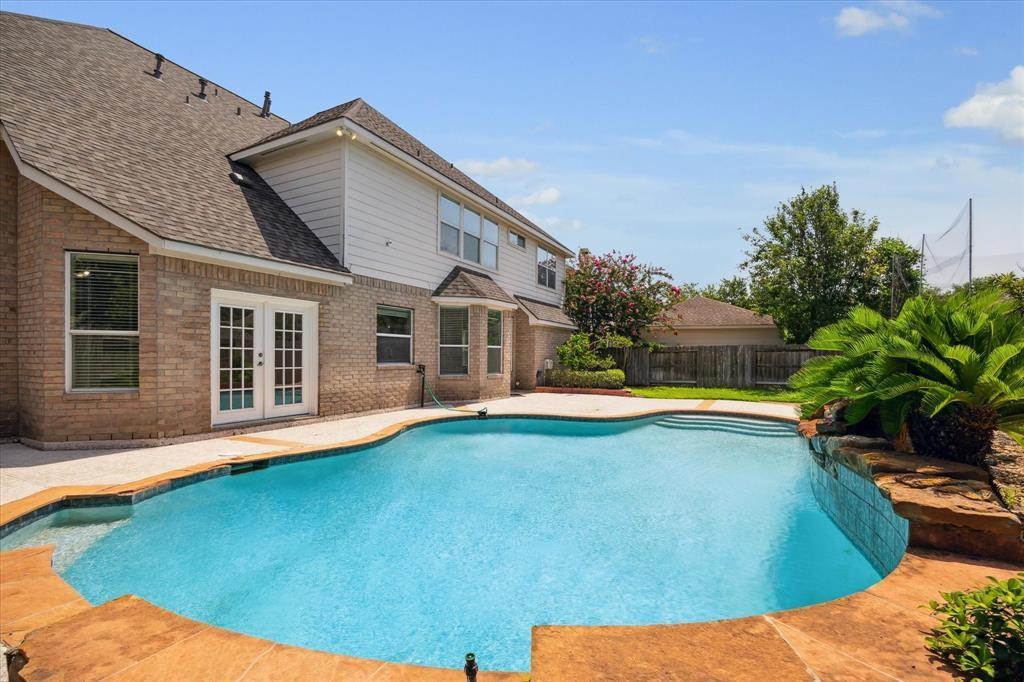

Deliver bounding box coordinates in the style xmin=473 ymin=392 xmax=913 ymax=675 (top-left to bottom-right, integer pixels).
xmin=238 ymin=98 xmax=573 ymax=257
xmin=0 ymin=12 xmax=346 ymax=273
xmin=658 ymin=296 xmax=777 ymax=328
xmin=432 ymin=266 xmax=516 ymax=304
xmin=514 ymin=296 xmax=574 ymax=327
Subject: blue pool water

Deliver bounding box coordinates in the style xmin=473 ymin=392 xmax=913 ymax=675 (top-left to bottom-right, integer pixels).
xmin=1 ymin=416 xmax=884 ymax=671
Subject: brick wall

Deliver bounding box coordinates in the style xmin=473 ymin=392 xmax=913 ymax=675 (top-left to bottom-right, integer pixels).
xmin=513 ymin=311 xmax=571 ymax=389
xmin=10 ymin=167 xmax=520 ymax=442
xmin=0 ymin=143 xmax=18 ymax=436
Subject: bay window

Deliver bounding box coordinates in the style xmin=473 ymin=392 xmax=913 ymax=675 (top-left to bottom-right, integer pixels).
xmin=487 ymin=310 xmax=503 ymax=375
xmin=438 ymin=306 xmax=469 ymax=375
xmin=66 ymin=252 xmax=139 ymax=391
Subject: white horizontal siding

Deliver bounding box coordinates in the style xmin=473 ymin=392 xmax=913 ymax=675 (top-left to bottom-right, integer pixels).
xmin=346 ymin=143 xmax=564 ymax=305
xmin=251 ymin=139 xmax=343 ymax=260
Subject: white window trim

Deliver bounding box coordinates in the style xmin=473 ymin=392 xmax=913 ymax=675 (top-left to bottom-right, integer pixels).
xmin=376 ymin=305 xmax=414 ymax=366
xmin=507 ymin=229 xmax=527 ymax=250
xmin=437 ymin=192 xmax=500 ymax=272
xmin=209 ymin=289 xmax=319 ymax=426
xmin=487 ymin=309 xmax=503 ymax=376
xmin=65 ymin=251 xmax=140 ymax=393
xmin=536 ymin=245 xmax=557 ymax=291
xmin=438 ymin=305 xmax=470 ymax=377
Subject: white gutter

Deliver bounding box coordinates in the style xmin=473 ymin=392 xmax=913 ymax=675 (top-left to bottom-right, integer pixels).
xmin=231 ymin=117 xmax=574 ymax=258
xmin=2 ymin=125 xmax=353 ymax=287
xmin=431 ymin=296 xmax=519 ymax=311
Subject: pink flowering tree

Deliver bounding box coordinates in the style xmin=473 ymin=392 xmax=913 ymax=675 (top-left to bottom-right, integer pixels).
xmin=563 ymin=249 xmax=683 ymax=344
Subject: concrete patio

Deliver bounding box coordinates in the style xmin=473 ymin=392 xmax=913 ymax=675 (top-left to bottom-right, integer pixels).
xmin=0 ymin=393 xmax=797 ymax=504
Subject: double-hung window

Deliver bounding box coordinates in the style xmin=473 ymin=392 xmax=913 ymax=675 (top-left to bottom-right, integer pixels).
xmin=66 ymin=252 xmax=139 ymax=391
xmin=439 ymin=194 xmax=499 ymax=269
xmin=376 ymin=306 xmax=413 ymax=364
xmin=537 ymin=246 xmax=557 ymax=289
xmin=487 ymin=310 xmax=503 ymax=375
xmin=438 ymin=306 xmax=469 ymax=375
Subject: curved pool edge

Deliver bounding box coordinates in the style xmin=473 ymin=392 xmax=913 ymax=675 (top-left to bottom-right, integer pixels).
xmin=0 ymin=407 xmax=799 ymax=538
xmin=3 ymin=544 xmax=1020 ymax=680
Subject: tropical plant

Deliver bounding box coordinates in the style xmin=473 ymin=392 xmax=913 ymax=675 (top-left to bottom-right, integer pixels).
xmin=791 ymin=289 xmax=1024 ymax=464
xmin=924 ymin=573 xmax=1024 ymax=681
xmin=563 ymin=250 xmax=683 ymax=342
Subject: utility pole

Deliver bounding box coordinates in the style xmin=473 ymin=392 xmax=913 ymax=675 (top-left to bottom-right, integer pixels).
xmin=968 ymin=197 xmax=973 ymax=292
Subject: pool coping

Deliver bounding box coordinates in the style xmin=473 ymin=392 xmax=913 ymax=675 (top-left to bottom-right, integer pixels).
xmin=5 ymin=406 xmax=1018 ymax=679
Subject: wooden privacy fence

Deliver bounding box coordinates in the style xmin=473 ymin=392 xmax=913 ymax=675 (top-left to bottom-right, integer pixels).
xmin=610 ymin=345 xmax=830 ymax=388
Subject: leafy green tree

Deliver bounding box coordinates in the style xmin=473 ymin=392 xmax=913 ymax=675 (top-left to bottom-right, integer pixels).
xmin=742 ymin=183 xmax=878 ymax=343
xmin=700 ymin=276 xmax=755 ymax=310
xmin=863 ymin=237 xmax=924 ymax=318
xmin=563 ymin=250 xmax=683 ymax=342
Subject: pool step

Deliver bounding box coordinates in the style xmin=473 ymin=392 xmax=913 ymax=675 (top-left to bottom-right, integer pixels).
xmin=653 ymin=415 xmax=795 ymax=437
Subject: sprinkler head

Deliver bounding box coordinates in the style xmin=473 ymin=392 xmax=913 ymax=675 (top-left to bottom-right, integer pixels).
xmin=464 ymin=652 xmax=478 ymax=681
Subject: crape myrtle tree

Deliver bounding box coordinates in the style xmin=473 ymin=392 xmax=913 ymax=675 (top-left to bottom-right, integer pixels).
xmin=563 ymin=249 xmax=683 ymax=344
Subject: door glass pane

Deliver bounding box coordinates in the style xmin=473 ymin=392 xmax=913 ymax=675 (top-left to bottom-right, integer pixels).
xmin=274 ymin=311 xmax=304 ymax=406
xmin=218 ymin=305 xmax=255 ymax=412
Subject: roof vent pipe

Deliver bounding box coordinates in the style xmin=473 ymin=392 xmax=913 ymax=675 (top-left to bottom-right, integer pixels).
xmin=260 ymin=91 xmax=272 ymax=118
xmin=197 ymin=78 xmax=208 ymax=100
xmin=152 ymin=53 xmax=164 ymax=79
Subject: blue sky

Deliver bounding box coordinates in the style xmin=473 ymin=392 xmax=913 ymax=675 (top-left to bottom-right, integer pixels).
xmin=6 ymin=0 xmax=1023 ymax=284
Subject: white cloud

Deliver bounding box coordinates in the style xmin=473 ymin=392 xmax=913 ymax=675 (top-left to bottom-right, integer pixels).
xmin=834 ymin=1 xmax=940 ymax=37
xmin=839 ymin=128 xmax=889 ymax=139
xmin=528 ymin=214 xmax=586 ymax=233
xmin=632 ymin=36 xmax=668 ymax=55
xmin=944 ymin=66 xmax=1024 ymax=142
xmin=515 ymin=187 xmax=562 ymax=206
xmin=954 ymin=46 xmax=979 ymax=57
xmin=456 ymin=157 xmax=538 ymax=176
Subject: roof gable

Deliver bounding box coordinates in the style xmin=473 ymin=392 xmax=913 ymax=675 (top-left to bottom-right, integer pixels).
xmin=237 ymin=98 xmax=573 ymax=257
xmin=0 ymin=11 xmax=345 ymax=274
xmin=433 ymin=266 xmax=516 ymax=304
xmin=659 ymin=296 xmax=777 ymax=328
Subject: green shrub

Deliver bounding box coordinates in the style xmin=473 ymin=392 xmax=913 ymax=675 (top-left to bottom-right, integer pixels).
xmin=924 ymin=573 xmax=1024 ymax=681
xmin=791 ymin=289 xmax=1024 ymax=462
xmin=547 ymin=368 xmax=625 ymax=389
xmin=556 ymin=333 xmax=615 ymax=371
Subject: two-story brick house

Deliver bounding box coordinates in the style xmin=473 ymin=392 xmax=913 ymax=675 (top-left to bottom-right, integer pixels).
xmin=0 ymin=12 xmax=575 ymax=444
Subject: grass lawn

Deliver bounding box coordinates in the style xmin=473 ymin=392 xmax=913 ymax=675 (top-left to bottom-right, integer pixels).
xmin=628 ymin=385 xmax=806 ymax=403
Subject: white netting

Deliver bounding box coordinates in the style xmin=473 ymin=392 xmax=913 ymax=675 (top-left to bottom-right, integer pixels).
xmin=923 ymin=200 xmax=971 ymax=291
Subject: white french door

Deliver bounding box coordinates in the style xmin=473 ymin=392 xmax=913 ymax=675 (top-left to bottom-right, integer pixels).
xmin=210 ymin=290 xmax=318 ymax=426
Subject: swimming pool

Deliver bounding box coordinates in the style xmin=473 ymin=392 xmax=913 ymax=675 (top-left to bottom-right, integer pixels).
xmin=1 ymin=415 xmax=888 ymax=671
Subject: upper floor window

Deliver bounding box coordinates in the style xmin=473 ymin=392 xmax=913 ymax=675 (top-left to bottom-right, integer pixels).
xmin=537 ymin=246 xmax=557 ymax=289
xmin=376 ymin=305 xmax=413 ymax=364
xmin=440 ymin=194 xmax=499 ymax=269
xmin=508 ymin=230 xmax=526 ymax=249
xmin=66 ymin=252 xmax=139 ymax=391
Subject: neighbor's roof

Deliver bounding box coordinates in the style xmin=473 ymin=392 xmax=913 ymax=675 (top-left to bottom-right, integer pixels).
xmin=515 ymin=295 xmax=574 ymax=328
xmin=432 ymin=266 xmax=516 ymax=304
xmin=656 ymin=296 xmax=777 ymax=328
xmin=0 ymin=11 xmax=346 ymax=274
xmin=235 ymin=98 xmax=574 ymax=257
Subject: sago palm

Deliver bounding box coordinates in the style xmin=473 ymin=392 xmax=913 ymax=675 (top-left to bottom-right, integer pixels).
xmin=791 ymin=289 xmax=1024 ymax=464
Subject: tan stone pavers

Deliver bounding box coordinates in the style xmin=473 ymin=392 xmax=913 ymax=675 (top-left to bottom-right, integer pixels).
xmin=0 ymin=546 xmax=90 ymax=648
xmin=531 ymin=616 xmax=814 ymax=681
